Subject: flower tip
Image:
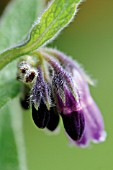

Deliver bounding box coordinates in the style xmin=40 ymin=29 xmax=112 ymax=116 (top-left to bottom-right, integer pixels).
xmin=45 ymin=126 xmax=60 ymax=136
xmin=61 ymin=110 xmax=85 ymax=141
xmin=67 ymin=132 xmax=90 ymax=148
xmin=20 ymin=98 xmax=30 ymax=110
xmin=32 ymin=103 xmax=50 ymax=129
xmin=46 ymin=107 xmax=60 ymax=131
xmin=93 ymin=131 xmax=107 ymax=144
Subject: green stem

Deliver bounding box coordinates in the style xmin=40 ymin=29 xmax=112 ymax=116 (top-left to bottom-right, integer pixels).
xmin=0 ymin=45 xmax=27 ymax=70
xmin=10 ymin=97 xmax=28 ymax=170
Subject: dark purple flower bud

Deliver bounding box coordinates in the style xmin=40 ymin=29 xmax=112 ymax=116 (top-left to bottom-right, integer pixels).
xmin=56 ymin=86 xmax=85 ymax=141
xmin=32 ymin=100 xmax=50 ymax=129
xmin=20 ymin=98 xmax=29 ymax=110
xmin=46 ymin=107 xmax=60 ymax=131
xmin=20 ymin=85 xmax=30 ymax=110
xmin=75 ymin=124 xmax=90 ymax=147
xmin=61 ymin=110 xmax=85 ymax=141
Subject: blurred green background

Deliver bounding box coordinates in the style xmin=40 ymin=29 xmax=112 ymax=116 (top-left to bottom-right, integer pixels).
xmin=1 ymin=0 xmax=113 ymax=170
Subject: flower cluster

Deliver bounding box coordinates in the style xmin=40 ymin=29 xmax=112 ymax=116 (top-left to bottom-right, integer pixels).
xmin=17 ymin=48 xmax=106 ymax=147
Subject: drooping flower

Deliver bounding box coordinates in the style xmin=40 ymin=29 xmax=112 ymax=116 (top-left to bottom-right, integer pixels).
xmin=17 ymin=49 xmax=106 ymax=147
xmin=70 ymin=68 xmax=106 ymax=147
xmin=43 ymin=48 xmax=106 ymax=147
xmin=48 ymin=56 xmax=85 ymax=141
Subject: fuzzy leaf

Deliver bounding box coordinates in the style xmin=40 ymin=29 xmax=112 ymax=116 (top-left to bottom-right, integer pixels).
xmin=0 ymin=0 xmax=44 ymax=109
xmin=0 ymin=0 xmax=44 ymax=51
xmin=0 ymin=79 xmax=20 ymax=109
xmin=0 ymin=99 xmax=28 ymax=170
xmin=0 ymin=0 xmax=81 ymax=70
xmin=0 ymin=105 xmax=19 ymax=170
xmin=25 ymin=0 xmax=80 ymax=50
xmin=0 ymin=0 xmax=45 ymax=169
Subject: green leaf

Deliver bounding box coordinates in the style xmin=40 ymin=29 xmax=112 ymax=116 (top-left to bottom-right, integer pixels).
xmin=0 ymin=0 xmax=81 ymax=70
xmin=0 ymin=105 xmax=19 ymax=170
xmin=0 ymin=79 xmax=20 ymax=109
xmin=0 ymin=99 xmax=28 ymax=170
xmin=24 ymin=0 xmax=80 ymax=50
xmin=0 ymin=60 xmax=20 ymax=109
xmin=0 ymin=0 xmax=45 ymax=109
xmin=0 ymin=0 xmax=44 ymax=51
xmin=0 ymin=0 xmax=45 ymax=169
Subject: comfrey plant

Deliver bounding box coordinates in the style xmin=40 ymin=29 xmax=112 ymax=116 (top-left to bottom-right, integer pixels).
xmin=17 ymin=48 xmax=106 ymax=147
xmin=0 ymin=0 xmax=106 ymax=153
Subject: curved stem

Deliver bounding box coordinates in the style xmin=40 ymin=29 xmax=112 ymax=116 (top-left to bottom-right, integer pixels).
xmin=0 ymin=43 xmax=28 ymax=70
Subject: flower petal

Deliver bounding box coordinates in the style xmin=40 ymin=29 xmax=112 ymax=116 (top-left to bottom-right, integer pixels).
xmin=46 ymin=107 xmax=60 ymax=131
xmin=20 ymin=98 xmax=30 ymax=110
xmin=75 ymin=124 xmax=90 ymax=147
xmin=61 ymin=110 xmax=85 ymax=141
xmin=32 ymin=100 xmax=50 ymax=129
xmin=84 ymin=96 xmax=106 ymax=142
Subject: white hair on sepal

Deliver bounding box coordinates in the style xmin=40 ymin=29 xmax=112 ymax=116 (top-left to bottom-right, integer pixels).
xmin=73 ymin=59 xmax=96 ymax=86
xmin=74 ymin=59 xmax=96 ymax=86
xmin=72 ymin=68 xmax=84 ymax=100
xmin=41 ymin=47 xmax=96 ymax=86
